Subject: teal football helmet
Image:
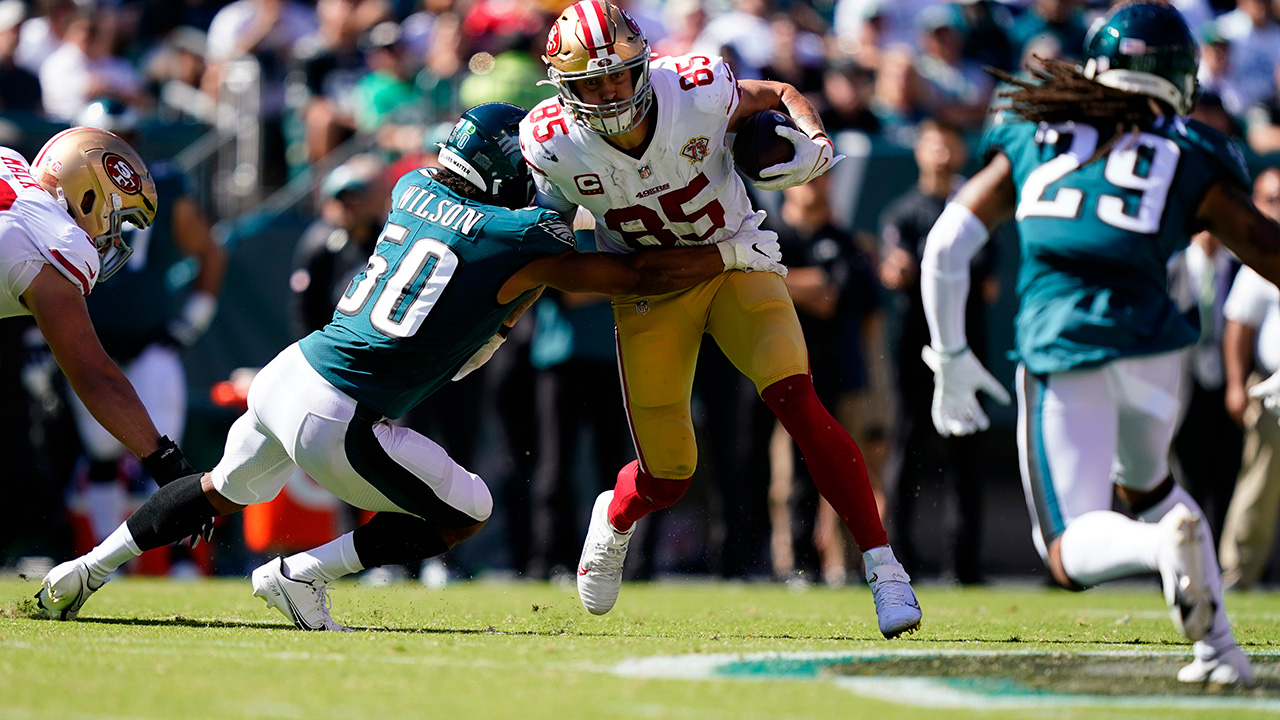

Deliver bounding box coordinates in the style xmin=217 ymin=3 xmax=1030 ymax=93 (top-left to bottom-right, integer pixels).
xmin=437 ymin=102 xmax=533 ymax=209
xmin=1082 ymin=2 xmax=1199 ymax=115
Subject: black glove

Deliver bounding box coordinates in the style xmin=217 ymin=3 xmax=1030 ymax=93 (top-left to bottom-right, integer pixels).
xmin=141 ymin=435 xmax=197 ymax=487
xmin=187 ymin=517 xmax=217 ymax=549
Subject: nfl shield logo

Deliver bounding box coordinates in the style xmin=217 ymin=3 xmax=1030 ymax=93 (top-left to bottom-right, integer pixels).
xmin=635 ymin=299 xmax=650 ymax=314
xmin=638 ymin=164 xmax=652 ymax=179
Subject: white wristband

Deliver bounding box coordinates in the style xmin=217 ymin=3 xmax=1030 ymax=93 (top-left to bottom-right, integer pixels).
xmin=717 ymin=241 xmax=736 ymax=271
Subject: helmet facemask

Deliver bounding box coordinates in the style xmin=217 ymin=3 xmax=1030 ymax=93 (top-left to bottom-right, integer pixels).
xmin=542 ymin=0 xmax=654 ymax=136
xmin=34 ymin=127 xmax=157 ymax=283
xmin=550 ymin=54 xmax=653 ymax=135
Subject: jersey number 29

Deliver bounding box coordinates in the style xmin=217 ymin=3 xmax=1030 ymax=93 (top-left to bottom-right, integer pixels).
xmin=336 ymin=222 xmax=456 ymax=338
xmin=1016 ymin=123 xmax=1180 ymax=234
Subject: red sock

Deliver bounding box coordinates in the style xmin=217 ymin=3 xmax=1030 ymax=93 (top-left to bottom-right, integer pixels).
xmin=761 ymin=374 xmax=888 ymax=550
xmin=608 ymin=460 xmax=691 ymax=532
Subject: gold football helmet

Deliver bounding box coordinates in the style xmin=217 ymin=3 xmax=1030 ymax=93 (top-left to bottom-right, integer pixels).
xmin=32 ymin=127 xmax=157 ymax=282
xmin=542 ymin=0 xmax=653 ymax=135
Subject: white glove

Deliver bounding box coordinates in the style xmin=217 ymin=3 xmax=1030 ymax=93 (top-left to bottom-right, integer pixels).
xmin=453 ymin=334 xmax=504 ymax=381
xmin=717 ymin=236 xmax=788 ymax=277
xmin=755 ymin=128 xmax=845 ymax=192
xmin=1248 ymin=369 xmax=1280 ymax=415
xmin=921 ymin=345 xmax=1011 ymax=437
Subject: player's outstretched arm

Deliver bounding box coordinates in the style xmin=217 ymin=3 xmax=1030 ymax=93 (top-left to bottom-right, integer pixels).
xmin=22 ymin=265 xmax=164 ymax=459
xmin=1198 ymin=181 xmax=1280 ymax=288
xmin=919 ymin=154 xmax=1016 ymax=437
xmin=498 ymin=245 xmax=750 ymax=303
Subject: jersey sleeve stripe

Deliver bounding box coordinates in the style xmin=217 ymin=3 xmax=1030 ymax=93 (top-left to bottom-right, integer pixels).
xmin=49 ymin=248 xmax=92 ymax=296
xmin=725 ymin=63 xmax=739 ymax=117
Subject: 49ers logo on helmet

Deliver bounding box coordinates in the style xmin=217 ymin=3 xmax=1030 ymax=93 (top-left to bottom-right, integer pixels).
xmin=546 ymin=22 xmax=561 ymax=56
xmin=102 ymin=153 xmax=141 ymax=194
xmin=619 ymin=8 xmax=642 ymax=37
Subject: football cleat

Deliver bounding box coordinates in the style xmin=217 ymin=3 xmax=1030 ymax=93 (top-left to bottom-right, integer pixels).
xmin=1178 ymin=641 xmax=1254 ymax=685
xmin=864 ymin=546 xmax=922 ymax=639
xmin=35 ymin=559 xmax=102 ymax=621
xmin=1158 ymin=504 xmax=1215 ymax=642
xmin=577 ymin=490 xmax=633 ymax=615
xmin=251 ymin=558 xmax=352 ymax=632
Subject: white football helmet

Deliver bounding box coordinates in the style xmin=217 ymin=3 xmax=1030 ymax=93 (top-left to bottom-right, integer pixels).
xmin=542 ymin=0 xmax=653 ymax=135
xmin=32 ymin=127 xmax=157 ymax=282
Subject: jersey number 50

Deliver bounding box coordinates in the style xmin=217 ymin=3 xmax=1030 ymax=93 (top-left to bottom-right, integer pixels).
xmin=337 ymin=222 xmax=457 ymax=338
xmin=1016 ymin=123 xmax=1180 ymax=234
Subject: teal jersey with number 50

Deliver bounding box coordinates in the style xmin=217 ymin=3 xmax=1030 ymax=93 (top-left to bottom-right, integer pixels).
xmin=982 ymin=116 xmax=1251 ymax=373
xmin=298 ymin=168 xmax=574 ymax=419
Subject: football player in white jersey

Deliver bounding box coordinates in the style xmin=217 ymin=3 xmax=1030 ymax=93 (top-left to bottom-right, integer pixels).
xmin=520 ymin=0 xmax=922 ymax=639
xmin=0 ymin=128 xmax=197 ymax=494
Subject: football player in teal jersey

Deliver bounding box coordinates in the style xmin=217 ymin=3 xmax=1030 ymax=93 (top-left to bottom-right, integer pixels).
xmin=36 ymin=102 xmax=786 ymax=629
xmin=919 ymin=2 xmax=1280 ymax=684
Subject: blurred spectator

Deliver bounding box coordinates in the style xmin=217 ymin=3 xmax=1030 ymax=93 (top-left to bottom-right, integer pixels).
xmin=1197 ymin=23 xmax=1248 ymax=118
xmin=914 ymin=4 xmax=995 ymax=131
xmin=289 ymin=154 xmax=390 ymax=338
xmin=1217 ymin=0 xmax=1280 ymax=112
xmin=654 ymin=0 xmax=707 ymax=57
xmin=459 ymin=34 xmax=558 ymax=112
xmin=0 ymin=0 xmax=41 ymax=114
xmin=767 ymin=173 xmax=881 ymax=586
xmin=1168 ymin=231 xmax=1243 ymax=547
xmin=870 ymin=45 xmax=932 ymax=147
xmin=692 ymin=0 xmax=777 ymax=79
xmin=39 ymin=9 xmax=146 ymax=122
xmin=956 ymin=0 xmax=1016 ymax=73
xmin=1219 ymin=167 xmax=1280 ymax=590
xmin=526 ymin=218 xmax=633 ymax=580
xmin=460 ymin=0 xmax=545 ymax=55
xmin=1191 ymin=92 xmax=1242 ymax=139
xmin=834 ymin=0 xmax=942 ymax=55
xmin=758 ymin=11 xmax=826 ymax=97
xmin=143 ymin=26 xmax=214 ymax=123
xmin=878 ymin=118 xmax=996 ymax=584
xmin=352 ymin=21 xmax=418 ymax=135
xmin=291 ymin=0 xmax=392 ymax=166
xmin=69 ymin=99 xmax=227 ymax=562
xmin=14 ymin=0 xmax=76 ymax=75
xmin=1008 ymin=0 xmax=1089 ymax=62
xmin=818 ymin=58 xmax=881 ymax=134
xmin=204 ymin=0 xmax=319 ymax=186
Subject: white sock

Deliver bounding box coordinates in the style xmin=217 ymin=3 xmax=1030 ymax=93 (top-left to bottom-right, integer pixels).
xmin=83 ymin=523 xmax=142 ymax=587
xmin=1059 ymin=510 xmax=1161 ymax=586
xmin=862 ymin=545 xmax=903 ymax=580
xmin=84 ymin=482 xmax=127 ymax=543
xmin=283 ymin=532 xmax=363 ymax=584
xmin=1135 ymin=483 xmax=1234 ymax=648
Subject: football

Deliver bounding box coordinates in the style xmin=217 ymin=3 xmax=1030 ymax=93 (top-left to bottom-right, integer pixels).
xmin=732 ymin=110 xmax=798 ymax=183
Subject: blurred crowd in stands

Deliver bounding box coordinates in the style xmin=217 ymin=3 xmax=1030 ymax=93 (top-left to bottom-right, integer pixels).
xmin=6 ymin=0 xmax=1280 ymax=590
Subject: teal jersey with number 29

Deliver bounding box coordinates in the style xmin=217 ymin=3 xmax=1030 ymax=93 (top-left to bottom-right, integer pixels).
xmin=299 ymin=168 xmax=574 ymax=419
xmin=982 ymin=116 xmax=1251 ymax=374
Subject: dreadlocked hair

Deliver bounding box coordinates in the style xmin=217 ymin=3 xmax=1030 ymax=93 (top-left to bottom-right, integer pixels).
xmin=433 ymin=166 xmax=487 ymax=201
xmin=988 ymin=56 xmax=1165 ymax=164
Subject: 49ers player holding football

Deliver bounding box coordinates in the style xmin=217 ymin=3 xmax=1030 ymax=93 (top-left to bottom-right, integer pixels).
xmin=520 ymin=0 xmax=922 ymax=638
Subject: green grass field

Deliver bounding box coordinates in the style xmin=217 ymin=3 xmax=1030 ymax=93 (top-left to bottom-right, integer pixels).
xmin=2 ymin=574 xmax=1279 ymax=719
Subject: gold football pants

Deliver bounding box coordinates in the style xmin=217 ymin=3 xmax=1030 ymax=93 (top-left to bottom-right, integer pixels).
xmin=612 ymin=270 xmax=808 ymax=480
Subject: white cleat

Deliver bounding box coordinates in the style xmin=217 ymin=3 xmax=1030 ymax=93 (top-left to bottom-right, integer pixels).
xmin=35 ymin=559 xmax=102 ymax=621
xmin=1158 ymin=504 xmax=1215 ymax=642
xmin=1178 ymin=642 xmax=1254 ymax=685
xmin=251 ymin=558 xmax=352 ymax=632
xmin=864 ymin=546 xmax=922 ymax=639
xmin=577 ymin=491 xmax=633 ymax=615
